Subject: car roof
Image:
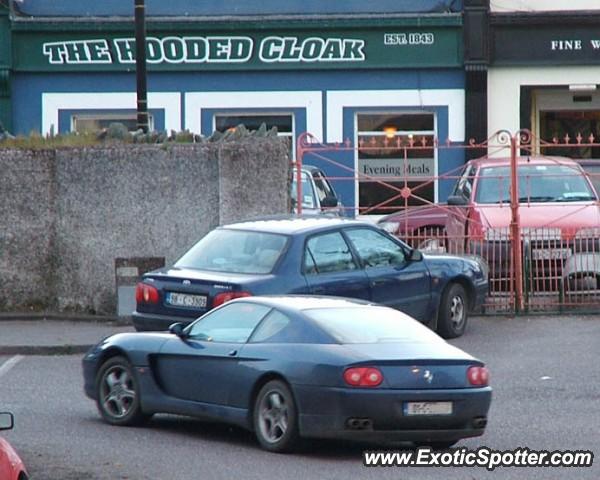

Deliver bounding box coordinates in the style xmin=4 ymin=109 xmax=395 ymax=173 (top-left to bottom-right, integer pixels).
xmin=222 ymin=216 xmax=368 ymax=235
xmin=293 ymin=164 xmax=322 ymax=173
xmin=470 ymin=155 xmax=580 ymax=169
xmin=232 ymin=295 xmax=374 ymax=310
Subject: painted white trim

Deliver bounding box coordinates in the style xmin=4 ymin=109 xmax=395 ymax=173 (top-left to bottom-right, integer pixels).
xmin=42 ymin=92 xmax=181 ymax=134
xmin=184 ymin=91 xmax=323 ymax=141
xmin=326 ymin=89 xmax=465 ymax=143
xmin=488 ymin=66 xmax=600 ymax=138
xmin=490 ymin=0 xmax=598 ymax=12
xmin=0 ymin=356 xmax=24 ymax=380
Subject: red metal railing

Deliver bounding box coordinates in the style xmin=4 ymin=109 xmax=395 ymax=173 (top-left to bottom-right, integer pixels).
xmin=295 ymin=129 xmax=600 ymax=314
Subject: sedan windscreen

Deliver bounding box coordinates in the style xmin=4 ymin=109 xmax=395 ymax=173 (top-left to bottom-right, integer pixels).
xmin=476 ymin=164 xmax=597 ymax=204
xmin=304 ymin=307 xmax=444 ymax=344
xmin=175 ymin=229 xmax=288 ymax=274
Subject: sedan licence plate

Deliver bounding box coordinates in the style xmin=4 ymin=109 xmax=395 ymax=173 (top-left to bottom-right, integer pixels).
xmin=404 ymin=401 xmax=453 ymax=416
xmin=166 ymin=292 xmax=207 ymax=308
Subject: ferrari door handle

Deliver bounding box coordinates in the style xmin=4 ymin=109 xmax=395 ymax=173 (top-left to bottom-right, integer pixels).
xmin=228 ymin=350 xmax=238 ymax=356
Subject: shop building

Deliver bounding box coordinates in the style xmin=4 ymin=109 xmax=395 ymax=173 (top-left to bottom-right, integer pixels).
xmin=464 ymin=0 xmax=600 ymax=158
xmin=2 ymin=0 xmax=467 ymax=216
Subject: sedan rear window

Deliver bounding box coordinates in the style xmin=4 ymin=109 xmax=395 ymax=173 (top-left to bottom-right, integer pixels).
xmin=175 ymin=229 xmax=288 ymax=274
xmin=304 ymin=307 xmax=443 ymax=344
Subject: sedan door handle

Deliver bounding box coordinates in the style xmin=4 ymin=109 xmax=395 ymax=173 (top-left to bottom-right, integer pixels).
xmin=228 ymin=350 xmax=238 ymax=357
xmin=312 ymin=287 xmax=326 ymax=294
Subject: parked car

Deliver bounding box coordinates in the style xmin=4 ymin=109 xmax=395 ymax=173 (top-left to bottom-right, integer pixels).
xmin=291 ymin=165 xmax=343 ymax=215
xmin=86 ymin=296 xmax=492 ymax=452
xmin=378 ymin=203 xmax=449 ymax=248
xmin=0 ymin=413 xmax=28 ymax=480
xmin=444 ymin=156 xmax=600 ymax=290
xmin=133 ymin=216 xmax=487 ymax=338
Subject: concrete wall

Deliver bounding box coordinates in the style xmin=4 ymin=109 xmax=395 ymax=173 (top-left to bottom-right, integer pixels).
xmin=0 ymin=138 xmax=290 ymax=314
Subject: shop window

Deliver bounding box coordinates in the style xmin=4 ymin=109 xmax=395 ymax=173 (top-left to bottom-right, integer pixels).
xmin=539 ymin=110 xmax=600 ymax=159
xmin=214 ymin=113 xmax=294 ymax=158
xmin=72 ymin=114 xmax=154 ymax=133
xmin=356 ymin=113 xmax=436 ymax=215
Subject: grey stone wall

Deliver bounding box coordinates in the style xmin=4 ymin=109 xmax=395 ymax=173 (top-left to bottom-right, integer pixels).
xmin=0 ymin=138 xmax=290 ymax=314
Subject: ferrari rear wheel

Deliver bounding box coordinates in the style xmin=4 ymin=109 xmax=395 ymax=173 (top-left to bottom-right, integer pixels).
xmin=253 ymin=380 xmax=299 ymax=453
xmin=96 ymin=356 xmax=150 ymax=426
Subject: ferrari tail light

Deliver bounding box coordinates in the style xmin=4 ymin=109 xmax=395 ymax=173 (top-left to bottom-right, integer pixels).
xmin=467 ymin=366 xmax=490 ymax=386
xmin=135 ymin=283 xmax=160 ymax=305
xmin=212 ymin=291 xmax=252 ymax=308
xmin=343 ymin=367 xmax=383 ymax=387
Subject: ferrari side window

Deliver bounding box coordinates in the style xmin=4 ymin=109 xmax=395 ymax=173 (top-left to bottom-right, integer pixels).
xmin=187 ymin=302 xmax=271 ymax=343
xmin=249 ymin=310 xmax=292 ymax=343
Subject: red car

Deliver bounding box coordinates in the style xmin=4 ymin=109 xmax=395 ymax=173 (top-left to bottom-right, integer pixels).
xmin=378 ymin=203 xmax=449 ymax=249
xmin=447 ymin=156 xmax=600 ymax=289
xmin=381 ymin=155 xmax=600 ymax=291
xmin=0 ymin=413 xmax=28 ymax=480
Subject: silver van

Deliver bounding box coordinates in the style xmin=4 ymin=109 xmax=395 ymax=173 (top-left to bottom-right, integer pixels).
xmin=291 ymin=165 xmax=344 ymax=215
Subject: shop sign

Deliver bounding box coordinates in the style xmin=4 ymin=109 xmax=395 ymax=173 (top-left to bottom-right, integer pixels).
xmin=42 ymin=36 xmax=366 ymax=65
xmin=13 ymin=27 xmax=461 ymax=71
xmin=358 ymin=158 xmax=434 ymax=179
xmin=494 ymin=26 xmax=600 ymax=65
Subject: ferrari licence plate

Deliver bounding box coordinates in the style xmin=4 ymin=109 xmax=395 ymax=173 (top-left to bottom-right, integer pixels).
xmin=404 ymin=401 xmax=453 ymax=416
xmin=166 ymin=292 xmax=207 ymax=308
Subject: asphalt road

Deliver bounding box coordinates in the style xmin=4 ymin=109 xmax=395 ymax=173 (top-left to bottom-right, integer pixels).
xmin=1 ymin=315 xmax=599 ymax=480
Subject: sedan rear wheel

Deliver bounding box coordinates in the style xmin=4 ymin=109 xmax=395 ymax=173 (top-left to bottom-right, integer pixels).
xmin=253 ymin=380 xmax=299 ymax=453
xmin=437 ymin=283 xmax=468 ymax=339
xmin=96 ymin=356 xmax=150 ymax=426
xmin=414 ymin=440 xmax=458 ymax=450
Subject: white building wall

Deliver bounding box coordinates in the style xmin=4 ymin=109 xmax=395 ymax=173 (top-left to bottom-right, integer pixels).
xmin=488 ymin=66 xmax=600 ymax=138
xmin=491 ymin=0 xmax=600 ymax=12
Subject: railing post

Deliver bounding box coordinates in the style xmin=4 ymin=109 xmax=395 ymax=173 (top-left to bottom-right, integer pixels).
xmin=509 ymin=134 xmax=523 ymax=312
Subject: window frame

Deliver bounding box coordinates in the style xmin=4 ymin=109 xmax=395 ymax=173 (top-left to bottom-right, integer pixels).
xmin=301 ymin=229 xmax=360 ymax=275
xmin=355 ymin=111 xmax=438 ymax=215
xmin=212 ymin=111 xmax=296 ymax=159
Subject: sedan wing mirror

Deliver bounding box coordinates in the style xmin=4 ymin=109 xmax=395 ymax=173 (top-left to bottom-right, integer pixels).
xmin=408 ymin=248 xmax=423 ymax=262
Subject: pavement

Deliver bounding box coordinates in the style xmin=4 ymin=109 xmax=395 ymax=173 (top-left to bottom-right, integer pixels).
xmin=0 ymin=314 xmax=135 ymax=355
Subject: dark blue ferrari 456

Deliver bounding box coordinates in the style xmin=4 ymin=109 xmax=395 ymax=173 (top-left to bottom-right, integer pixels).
xmin=133 ymin=217 xmax=488 ymax=338
xmin=84 ymin=296 xmax=491 ymax=452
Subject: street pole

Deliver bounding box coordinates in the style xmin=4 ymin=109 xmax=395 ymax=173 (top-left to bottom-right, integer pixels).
xmin=135 ymin=0 xmax=149 ymax=133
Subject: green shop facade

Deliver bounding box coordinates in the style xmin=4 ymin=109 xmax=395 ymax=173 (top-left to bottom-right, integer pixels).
xmin=0 ymin=5 xmax=467 ymax=215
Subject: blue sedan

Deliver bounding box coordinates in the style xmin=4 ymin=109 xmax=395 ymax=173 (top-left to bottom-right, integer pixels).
xmin=133 ymin=217 xmax=488 ymax=338
xmin=84 ymin=296 xmax=491 ymax=452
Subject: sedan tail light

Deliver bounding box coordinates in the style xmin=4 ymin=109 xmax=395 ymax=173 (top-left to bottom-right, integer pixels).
xmin=467 ymin=366 xmax=490 ymax=386
xmin=212 ymin=291 xmax=252 ymax=308
xmin=135 ymin=283 xmax=160 ymax=305
xmin=343 ymin=367 xmax=384 ymax=387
